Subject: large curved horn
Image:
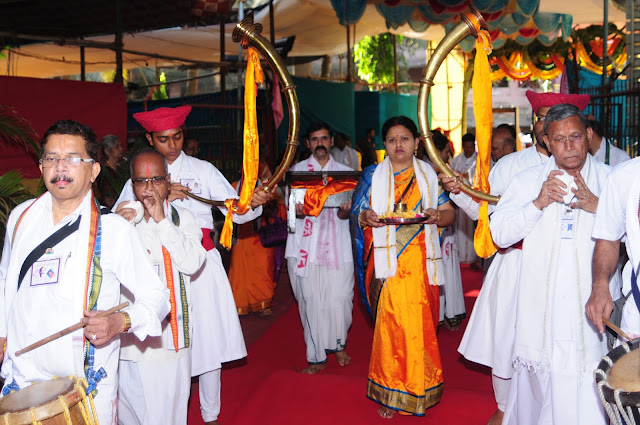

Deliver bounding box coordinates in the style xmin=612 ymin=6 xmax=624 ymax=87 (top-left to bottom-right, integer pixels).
xmin=418 ymin=9 xmax=500 ymax=204
xmin=184 ymin=14 xmax=300 ymax=207
xmin=233 ymin=14 xmax=300 ymax=194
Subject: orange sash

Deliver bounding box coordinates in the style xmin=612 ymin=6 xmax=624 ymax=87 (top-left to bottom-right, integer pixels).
xmin=290 ymin=178 xmax=357 ymax=217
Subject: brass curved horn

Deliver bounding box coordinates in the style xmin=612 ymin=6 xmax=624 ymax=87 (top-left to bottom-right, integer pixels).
xmin=233 ymin=14 xmax=300 ymax=194
xmin=417 ymin=9 xmax=500 ymax=204
xmin=184 ymin=14 xmax=300 ymax=207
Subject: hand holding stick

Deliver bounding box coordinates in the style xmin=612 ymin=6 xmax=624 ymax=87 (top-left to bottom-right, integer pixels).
xmin=15 ymin=302 xmax=130 ymax=357
xmin=602 ymin=316 xmax=633 ymax=343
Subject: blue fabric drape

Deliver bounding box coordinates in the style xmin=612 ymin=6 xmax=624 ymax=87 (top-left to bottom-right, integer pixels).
xmin=331 ymin=0 xmax=367 ymax=25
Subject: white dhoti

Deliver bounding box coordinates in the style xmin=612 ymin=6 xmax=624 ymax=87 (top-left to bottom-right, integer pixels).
xmin=191 ymin=248 xmax=247 ymax=375
xmin=287 ymin=261 xmax=354 ymax=364
xmin=439 ymin=226 xmax=465 ymax=324
xmin=118 ymin=354 xmax=191 ymax=425
xmin=459 ymin=247 xmax=521 ymax=380
xmin=456 ymin=208 xmax=477 ymax=263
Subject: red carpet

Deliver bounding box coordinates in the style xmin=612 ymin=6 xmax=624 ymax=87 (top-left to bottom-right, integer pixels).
xmin=187 ymin=265 xmax=494 ymax=424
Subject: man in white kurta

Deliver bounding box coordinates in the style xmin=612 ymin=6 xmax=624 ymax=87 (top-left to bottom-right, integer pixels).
xmin=331 ymin=132 xmax=360 ymax=171
xmin=117 ymin=150 xmax=206 ymax=425
xmin=445 ymin=91 xmax=589 ymax=425
xmin=286 ymin=123 xmax=354 ymax=374
xmin=586 ymin=157 xmax=640 ymax=341
xmin=114 ymin=105 xmax=267 ymax=425
xmin=587 ymin=116 xmax=630 ymax=167
xmin=450 ymin=134 xmax=477 ymax=264
xmin=0 ymin=120 xmax=169 ymax=425
xmin=491 ymin=104 xmax=613 ymax=425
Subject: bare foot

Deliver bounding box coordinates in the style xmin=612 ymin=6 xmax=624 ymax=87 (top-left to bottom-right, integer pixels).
xmin=336 ymin=350 xmax=351 ymax=366
xmin=301 ymin=363 xmax=326 ymax=374
xmin=204 ymin=421 xmax=219 ymax=425
xmin=486 ymin=409 xmax=504 ymax=425
xmin=378 ymin=406 xmax=396 ymax=419
xmin=257 ymin=308 xmax=273 ymax=317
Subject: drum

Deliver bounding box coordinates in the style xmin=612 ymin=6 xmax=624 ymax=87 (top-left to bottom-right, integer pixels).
xmin=595 ymin=339 xmax=640 ymax=425
xmin=0 ymin=376 xmax=98 ymax=425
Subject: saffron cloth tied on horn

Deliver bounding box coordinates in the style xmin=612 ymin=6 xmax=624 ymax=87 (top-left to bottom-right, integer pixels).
xmin=220 ymin=47 xmax=263 ymax=250
xmin=472 ymin=30 xmax=498 ymax=259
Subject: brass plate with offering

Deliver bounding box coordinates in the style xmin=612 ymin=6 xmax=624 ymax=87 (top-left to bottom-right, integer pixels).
xmin=378 ymin=210 xmax=432 ymax=225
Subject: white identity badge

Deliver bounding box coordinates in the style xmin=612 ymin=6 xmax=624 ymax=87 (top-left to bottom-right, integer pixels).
xmin=180 ymin=178 xmax=202 ymax=195
xmin=30 ymin=258 xmax=61 ymax=286
xmin=560 ymin=208 xmax=574 ymax=240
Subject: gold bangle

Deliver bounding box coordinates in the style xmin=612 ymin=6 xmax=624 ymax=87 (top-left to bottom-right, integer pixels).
xmin=121 ymin=312 xmax=132 ymax=333
xmin=435 ymin=210 xmax=441 ymax=224
xmin=358 ymin=211 xmax=367 ymax=228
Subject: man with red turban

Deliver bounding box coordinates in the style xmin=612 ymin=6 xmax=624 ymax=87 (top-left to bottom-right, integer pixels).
xmin=444 ymin=91 xmax=592 ymax=425
xmin=115 ymin=105 xmax=269 ymax=425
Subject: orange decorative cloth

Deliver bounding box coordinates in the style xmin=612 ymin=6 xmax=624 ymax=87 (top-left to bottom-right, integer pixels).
xmin=290 ymin=178 xmax=357 ymax=217
xmin=364 ymin=167 xmax=443 ymax=415
xmin=220 ymin=47 xmax=263 ymax=250
xmin=472 ymin=31 xmax=498 ymax=259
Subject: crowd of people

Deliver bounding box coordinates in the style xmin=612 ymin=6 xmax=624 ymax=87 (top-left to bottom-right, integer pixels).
xmin=0 ymin=90 xmax=636 ymax=425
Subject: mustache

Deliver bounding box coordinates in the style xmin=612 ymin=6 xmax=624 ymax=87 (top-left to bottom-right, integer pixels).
xmin=50 ymin=175 xmax=73 ymax=184
xmin=314 ymin=146 xmax=328 ymax=154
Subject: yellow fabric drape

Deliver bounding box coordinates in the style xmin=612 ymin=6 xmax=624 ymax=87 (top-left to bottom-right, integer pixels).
xmin=220 ymin=47 xmax=263 ymax=250
xmin=472 ymin=32 xmax=498 ymax=258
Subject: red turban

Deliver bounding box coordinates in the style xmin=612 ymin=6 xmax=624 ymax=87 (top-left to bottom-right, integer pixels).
xmin=133 ymin=105 xmax=192 ymax=132
xmin=525 ymin=91 xmax=590 ymax=113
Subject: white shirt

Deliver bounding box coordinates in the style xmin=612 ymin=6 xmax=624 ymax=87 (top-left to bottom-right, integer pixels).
xmin=0 ymin=191 xmax=169 ymax=396
xmin=120 ymin=203 xmax=206 ymax=362
xmin=451 ymin=152 xmax=477 ymax=174
xmin=331 ymin=146 xmax=359 ymax=171
xmin=450 ymin=146 xmax=548 ymax=220
xmin=114 ymin=151 xmax=262 ymax=228
xmin=592 ymin=137 xmax=630 ymax=167
xmin=592 ymin=157 xmax=640 ymax=243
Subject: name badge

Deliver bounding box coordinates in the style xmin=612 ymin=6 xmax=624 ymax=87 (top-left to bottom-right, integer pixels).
xmin=154 ymin=264 xmax=161 ymax=277
xmin=180 ymin=178 xmax=202 ymax=195
xmin=561 ymin=208 xmax=574 ymax=240
xmin=31 ymin=258 xmax=61 ymax=286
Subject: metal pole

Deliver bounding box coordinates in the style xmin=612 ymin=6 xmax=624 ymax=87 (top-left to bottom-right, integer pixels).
xmin=237 ymin=0 xmax=245 ymax=136
xmin=601 ymin=0 xmax=609 ymax=122
xmin=220 ymin=17 xmax=227 ymax=142
xmin=393 ymin=34 xmax=399 ymax=93
xmin=346 ymin=24 xmax=352 ymax=82
xmin=114 ymin=0 xmax=123 ymax=83
xmin=80 ymin=46 xmax=85 ymax=81
xmin=269 ymin=0 xmax=275 ymax=44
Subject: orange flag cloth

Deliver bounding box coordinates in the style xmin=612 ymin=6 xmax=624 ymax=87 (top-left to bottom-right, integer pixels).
xmin=291 ymin=178 xmax=358 ymax=217
xmin=220 ymin=47 xmax=263 ymax=250
xmin=472 ymin=31 xmax=498 ymax=259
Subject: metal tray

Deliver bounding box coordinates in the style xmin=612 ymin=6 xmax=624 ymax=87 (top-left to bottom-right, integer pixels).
xmin=378 ymin=216 xmax=430 ymax=225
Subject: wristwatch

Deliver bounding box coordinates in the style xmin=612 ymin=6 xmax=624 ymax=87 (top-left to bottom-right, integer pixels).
xmin=121 ymin=311 xmax=132 ymax=333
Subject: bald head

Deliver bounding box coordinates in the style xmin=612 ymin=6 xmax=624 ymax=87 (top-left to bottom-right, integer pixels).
xmin=491 ymin=126 xmax=516 ymax=162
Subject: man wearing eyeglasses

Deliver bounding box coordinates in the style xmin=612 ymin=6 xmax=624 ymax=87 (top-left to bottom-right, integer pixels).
xmin=117 ymin=148 xmax=205 ymax=425
xmin=444 ymin=91 xmax=590 ymax=425
xmin=0 ymin=120 xmax=170 ymax=425
xmin=114 ymin=105 xmax=268 ymax=425
xmin=490 ymin=103 xmax=617 ymax=425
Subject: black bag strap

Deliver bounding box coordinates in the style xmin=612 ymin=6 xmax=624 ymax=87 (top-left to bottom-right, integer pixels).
xmin=17 ymin=215 xmax=82 ymax=289
xmin=631 ymin=267 xmax=640 ymax=314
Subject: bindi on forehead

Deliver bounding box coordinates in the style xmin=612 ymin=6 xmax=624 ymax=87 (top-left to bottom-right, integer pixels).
xmin=146 ymin=162 xmax=150 ymax=178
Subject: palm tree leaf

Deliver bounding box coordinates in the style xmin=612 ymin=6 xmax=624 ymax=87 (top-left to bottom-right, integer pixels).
xmin=0 ymin=105 xmax=40 ymax=155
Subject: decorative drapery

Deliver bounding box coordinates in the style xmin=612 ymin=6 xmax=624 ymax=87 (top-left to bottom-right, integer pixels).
xmin=331 ymin=0 xmax=572 ymax=50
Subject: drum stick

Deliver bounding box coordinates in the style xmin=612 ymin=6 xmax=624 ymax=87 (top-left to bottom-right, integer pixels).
xmin=15 ymin=302 xmax=130 ymax=357
xmin=602 ymin=316 xmax=634 ymax=343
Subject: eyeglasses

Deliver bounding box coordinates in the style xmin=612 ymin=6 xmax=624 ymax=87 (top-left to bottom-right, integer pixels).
xmin=131 ymin=176 xmax=169 ymax=186
xmin=40 ymin=157 xmax=95 ymax=167
xmin=550 ymin=133 xmax=586 ymax=145
xmin=535 ymin=114 xmax=546 ymax=122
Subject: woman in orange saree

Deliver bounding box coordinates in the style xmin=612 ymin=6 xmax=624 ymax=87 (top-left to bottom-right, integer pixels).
xmin=350 ymin=116 xmax=455 ymax=419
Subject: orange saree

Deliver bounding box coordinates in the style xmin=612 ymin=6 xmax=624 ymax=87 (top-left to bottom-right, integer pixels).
xmin=363 ymin=166 xmax=443 ymax=415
